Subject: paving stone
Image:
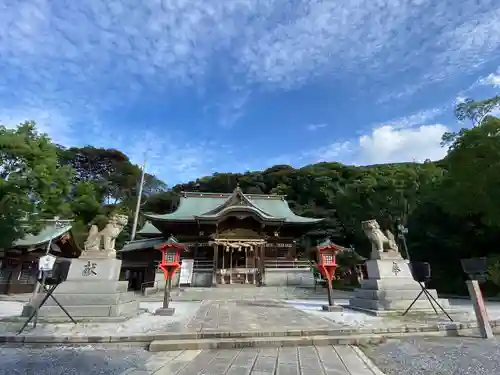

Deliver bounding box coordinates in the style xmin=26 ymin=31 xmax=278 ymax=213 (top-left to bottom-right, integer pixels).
xmin=297 ymin=346 xmax=323 ymax=370
xmin=226 ymin=366 xmax=253 ymax=375
xmin=153 ymin=350 xmax=202 ymax=375
xmin=171 ymin=350 xmax=219 ymax=375
xmin=276 ymin=364 xmax=300 ymax=375
xmin=231 ymin=348 xmax=259 ymax=367
xmin=251 ymin=356 xmax=278 ymax=373
xmin=333 ymin=346 xmax=374 ymax=375
xmin=0 ymin=344 xmax=382 ymax=375
xmin=278 ymin=347 xmax=298 ymax=364
xmin=316 ymin=346 xmax=349 ymax=375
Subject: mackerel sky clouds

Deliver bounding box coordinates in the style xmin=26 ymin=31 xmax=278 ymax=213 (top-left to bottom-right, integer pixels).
xmin=1 ymin=0 xmax=500 ymax=183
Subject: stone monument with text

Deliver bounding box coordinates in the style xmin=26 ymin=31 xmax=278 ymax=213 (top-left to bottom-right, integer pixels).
xmin=349 ymin=219 xmax=450 ymax=315
xmin=22 ymin=214 xmax=140 ymax=320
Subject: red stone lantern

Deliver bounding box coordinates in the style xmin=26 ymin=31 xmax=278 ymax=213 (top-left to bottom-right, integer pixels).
xmin=154 ymin=236 xmax=185 ymax=315
xmin=314 ymin=239 xmax=343 ymax=311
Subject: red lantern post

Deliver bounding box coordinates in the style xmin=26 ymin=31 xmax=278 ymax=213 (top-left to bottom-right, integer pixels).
xmin=155 ymin=236 xmax=185 ymax=316
xmin=315 ymin=240 xmax=343 ymax=312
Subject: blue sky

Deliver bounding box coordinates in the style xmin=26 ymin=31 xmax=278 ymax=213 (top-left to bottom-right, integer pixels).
xmin=1 ymin=0 xmax=500 ymax=185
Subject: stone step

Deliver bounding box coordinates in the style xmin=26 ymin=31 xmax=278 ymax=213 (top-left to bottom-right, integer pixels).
xmin=148 ymin=334 xmax=387 ymax=352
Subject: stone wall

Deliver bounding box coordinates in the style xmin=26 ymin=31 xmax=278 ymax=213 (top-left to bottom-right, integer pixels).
xmin=144 ymin=270 xmax=212 ymax=295
xmin=264 ymin=268 xmax=314 ymax=287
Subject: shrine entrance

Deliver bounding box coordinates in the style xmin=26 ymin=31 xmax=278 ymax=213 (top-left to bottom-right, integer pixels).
xmin=210 ymin=229 xmax=266 ymax=285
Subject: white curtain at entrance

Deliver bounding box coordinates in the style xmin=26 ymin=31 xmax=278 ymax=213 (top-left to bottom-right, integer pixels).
xmin=210 ymin=240 xmax=263 ymax=285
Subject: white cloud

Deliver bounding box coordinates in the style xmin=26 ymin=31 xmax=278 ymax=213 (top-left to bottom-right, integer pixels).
xmin=1 ymin=1 xmax=499 ymax=181
xmin=1 ymin=1 xmax=498 ymax=116
xmin=311 ymin=124 xmax=448 ymax=166
xmin=355 ymin=124 xmax=448 ymax=164
xmin=306 ymin=123 xmax=328 ymax=131
xmin=479 ymin=70 xmax=500 ymax=88
xmin=310 ymin=106 xmax=449 ymax=165
xmin=0 ymin=107 xmax=73 ymax=146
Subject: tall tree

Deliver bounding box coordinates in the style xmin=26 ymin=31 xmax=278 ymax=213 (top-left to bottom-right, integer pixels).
xmin=454 ymin=96 xmax=500 ymax=127
xmin=438 ymin=116 xmax=500 ymax=226
xmin=0 ymin=121 xmax=74 ymax=248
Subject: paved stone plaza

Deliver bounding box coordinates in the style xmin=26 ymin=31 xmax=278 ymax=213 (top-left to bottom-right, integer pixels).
xmin=0 ymin=345 xmax=380 ymax=375
xmin=185 ymin=300 xmax=343 ymax=333
xmin=3 ymin=287 xmax=500 ymax=374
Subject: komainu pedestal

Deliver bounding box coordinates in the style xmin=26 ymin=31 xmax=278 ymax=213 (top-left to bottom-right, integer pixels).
xmin=22 ymin=257 xmax=140 ymax=321
xmin=349 ymin=255 xmax=450 ymax=315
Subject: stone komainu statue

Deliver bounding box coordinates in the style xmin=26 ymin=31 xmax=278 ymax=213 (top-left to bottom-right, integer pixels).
xmin=361 ymin=219 xmax=399 ymax=259
xmin=83 ymin=213 xmax=128 ymax=255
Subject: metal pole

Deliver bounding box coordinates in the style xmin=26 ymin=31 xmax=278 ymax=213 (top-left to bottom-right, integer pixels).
xmin=131 ymin=154 xmax=147 ymax=241
xmin=397 ymin=224 xmax=411 ymax=262
xmin=31 ymin=217 xmax=61 ymax=299
xmin=326 ymin=277 xmax=334 ymax=306
xmin=30 ymin=217 xmax=66 ymax=328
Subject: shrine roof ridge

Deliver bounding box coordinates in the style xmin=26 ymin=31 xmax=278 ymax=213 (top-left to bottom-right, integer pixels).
xmin=143 ymin=186 xmax=323 ymax=224
xmin=181 ymin=191 xmax=286 ymax=200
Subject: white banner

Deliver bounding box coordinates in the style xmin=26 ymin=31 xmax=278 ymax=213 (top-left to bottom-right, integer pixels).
xmin=39 ymin=254 xmax=57 ymax=271
xmin=179 ymin=259 xmax=194 ymax=285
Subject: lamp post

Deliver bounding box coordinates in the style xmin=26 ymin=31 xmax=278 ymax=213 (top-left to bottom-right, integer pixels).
xmin=397 ymin=223 xmax=411 ymax=261
xmin=314 ymin=240 xmax=343 ymax=312
xmin=155 ymin=237 xmax=184 ymax=316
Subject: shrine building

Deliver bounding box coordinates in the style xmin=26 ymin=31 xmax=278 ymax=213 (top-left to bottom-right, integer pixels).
xmin=119 ymin=186 xmax=323 ymax=291
xmin=0 ymin=219 xmax=81 ymax=294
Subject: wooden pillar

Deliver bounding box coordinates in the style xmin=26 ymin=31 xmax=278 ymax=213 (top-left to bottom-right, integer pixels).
xmin=229 ymin=247 xmax=233 ymax=284
xmin=221 ymin=246 xmax=225 ymax=285
xmin=245 ymin=247 xmax=249 ymax=284
xmin=212 ymin=243 xmax=218 ymax=287
xmin=259 ymin=244 xmax=265 ymax=286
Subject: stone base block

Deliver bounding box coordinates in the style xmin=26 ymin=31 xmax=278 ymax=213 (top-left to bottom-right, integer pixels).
xmin=54 ymin=281 xmax=129 ymax=294
xmin=354 ymin=288 xmax=440 ymax=301
xmin=349 ymin=296 xmax=450 ymax=311
xmin=350 ymin=258 xmax=451 ymax=315
xmin=21 ymin=257 xmax=141 ymax=320
xmin=322 ymin=305 xmax=342 ymax=312
xmin=22 ymin=299 xmax=140 ymax=319
xmin=361 ymin=279 xmax=422 ymax=290
xmin=155 ymin=307 xmax=175 ymax=316
xmin=42 ymin=291 xmax=137 ymax=306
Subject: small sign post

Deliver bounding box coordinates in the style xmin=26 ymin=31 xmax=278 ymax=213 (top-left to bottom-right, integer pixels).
xmin=461 ymin=258 xmax=494 ymax=339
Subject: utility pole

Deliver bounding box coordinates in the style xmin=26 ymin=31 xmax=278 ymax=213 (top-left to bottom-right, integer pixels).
xmin=130 ymin=153 xmax=147 ymax=241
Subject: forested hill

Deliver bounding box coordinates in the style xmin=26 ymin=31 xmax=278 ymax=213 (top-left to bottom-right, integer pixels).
xmin=2 ymin=96 xmax=500 ymax=295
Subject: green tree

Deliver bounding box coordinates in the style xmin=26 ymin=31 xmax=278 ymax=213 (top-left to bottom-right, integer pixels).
xmin=0 ymin=121 xmax=74 ymax=248
xmin=438 ymin=116 xmax=500 ymax=226
xmin=455 ymin=96 xmax=500 ymax=127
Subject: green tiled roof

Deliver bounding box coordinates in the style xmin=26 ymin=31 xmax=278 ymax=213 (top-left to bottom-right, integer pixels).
xmin=119 ymin=237 xmax=165 ymax=252
xmin=137 ymin=221 xmax=162 ymax=236
xmin=13 ymin=222 xmax=73 ymax=248
xmin=144 ymin=187 xmax=322 ymax=224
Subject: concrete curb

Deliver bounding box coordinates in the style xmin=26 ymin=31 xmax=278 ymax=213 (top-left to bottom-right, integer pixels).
xmin=1 ymin=319 xmax=498 ymax=347
xmin=148 ymin=335 xmax=389 ymax=352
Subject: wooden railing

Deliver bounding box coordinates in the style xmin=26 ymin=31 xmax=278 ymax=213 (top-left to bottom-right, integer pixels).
xmin=193 ymin=259 xmax=213 ymax=271
xmin=264 ymin=259 xmax=311 ymax=269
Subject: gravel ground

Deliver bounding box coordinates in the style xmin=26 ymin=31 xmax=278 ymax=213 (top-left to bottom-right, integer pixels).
xmin=362 ymin=335 xmax=500 ymax=375
xmin=0 ymin=345 xmax=154 ymax=375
